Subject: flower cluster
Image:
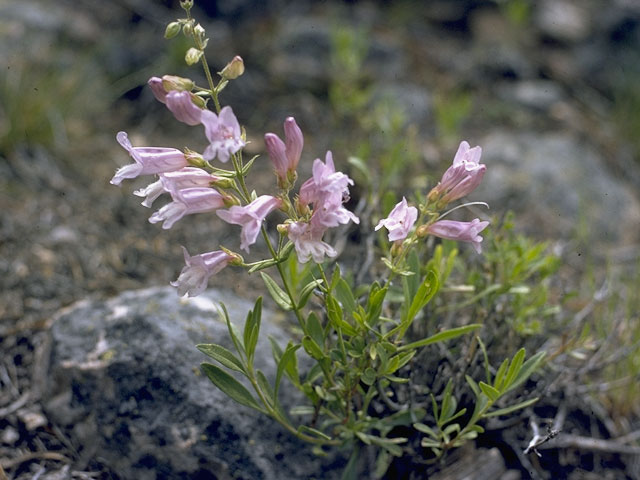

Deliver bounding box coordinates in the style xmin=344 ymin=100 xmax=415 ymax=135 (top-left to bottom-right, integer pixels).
xmin=111 ymin=74 xmax=359 ymax=295
xmin=376 ymin=140 xmax=489 ymax=253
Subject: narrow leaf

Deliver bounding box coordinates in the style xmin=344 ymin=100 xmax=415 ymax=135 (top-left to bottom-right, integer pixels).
xmin=220 ymin=303 xmax=245 ymax=357
xmin=405 ymin=269 xmax=439 ymax=324
xmin=298 ymin=279 xmax=324 ymax=309
xmin=493 ymin=357 xmax=509 ymax=391
xmin=484 ymin=397 xmax=539 ymax=417
xmin=275 ymin=343 xmax=301 ymax=398
xmin=260 ymin=272 xmax=293 ymax=310
xmin=506 ymin=351 xmax=546 ymax=393
xmin=201 ymin=363 xmax=263 ymax=412
xmin=298 ymin=425 xmax=332 ymax=441
xmin=503 ymin=348 xmax=526 ymax=390
xmin=398 ymin=324 xmax=482 ymax=352
xmin=197 ymin=344 xmax=246 ymax=374
xmin=478 ymin=381 xmax=500 ymax=402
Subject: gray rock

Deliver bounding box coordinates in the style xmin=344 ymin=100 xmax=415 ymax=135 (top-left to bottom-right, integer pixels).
xmin=495 ymin=80 xmax=564 ymax=111
xmin=45 ymin=287 xmax=344 ymax=480
xmin=475 ymin=131 xmax=640 ymax=245
xmin=535 ymin=0 xmax=592 ymax=43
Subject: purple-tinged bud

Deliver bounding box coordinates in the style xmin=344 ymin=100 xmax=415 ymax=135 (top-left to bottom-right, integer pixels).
xmin=426 ymin=218 xmax=489 ymax=254
xmin=148 ymin=77 xmax=168 ymax=103
xmin=265 ymin=116 xmax=304 ymax=189
xmin=166 ymin=91 xmax=203 ymax=126
xmin=162 ymin=75 xmax=194 ymax=92
xmin=165 ymin=22 xmax=181 ymax=39
xmin=220 ymin=56 xmax=245 ymax=80
xmin=284 ymin=117 xmax=303 ymax=173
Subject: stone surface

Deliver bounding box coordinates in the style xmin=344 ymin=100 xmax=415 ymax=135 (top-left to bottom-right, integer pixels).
xmin=475 ymin=131 xmax=640 ymax=246
xmin=44 ymin=287 xmax=344 ymax=480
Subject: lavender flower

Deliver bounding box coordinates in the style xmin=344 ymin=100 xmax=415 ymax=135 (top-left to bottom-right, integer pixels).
xmin=165 ymin=91 xmax=204 ymax=126
xmin=286 ymin=221 xmax=337 ymax=264
xmin=201 ymin=106 xmax=245 ymax=163
xmin=298 ymin=151 xmax=354 ymax=206
xmin=171 ymin=246 xmax=236 ymax=297
xmin=149 ymin=187 xmax=227 ymax=229
xmin=429 ymin=141 xmax=486 ymax=205
xmin=216 ymin=195 xmax=282 ymax=252
xmin=134 ymin=167 xmax=221 ymax=207
xmin=426 ymin=218 xmax=490 ymax=254
xmin=110 ymin=132 xmax=188 ymax=185
xmin=375 ymin=197 xmax=418 ymax=242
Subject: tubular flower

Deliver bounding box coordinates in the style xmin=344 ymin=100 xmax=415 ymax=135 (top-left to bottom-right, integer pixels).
xmin=149 ymin=187 xmax=227 ymax=230
xmin=286 ymin=221 xmax=337 ymax=264
xmin=201 ymin=106 xmax=245 ymax=163
xmin=429 ymin=141 xmax=485 ymax=205
xmin=264 ymin=117 xmax=304 ymax=187
xmin=148 ymin=76 xmax=168 ymax=103
xmin=171 ymin=246 xmax=236 ymax=297
xmin=165 ymin=91 xmax=204 ymax=126
xmin=426 ymin=218 xmax=490 ymax=254
xmin=311 ymin=193 xmax=360 ymax=230
xmin=133 ymin=167 xmax=221 ymax=207
xmin=216 ymin=195 xmax=282 ymax=252
xmin=375 ymin=197 xmax=418 ymax=242
xmin=110 ymin=132 xmax=188 ymax=185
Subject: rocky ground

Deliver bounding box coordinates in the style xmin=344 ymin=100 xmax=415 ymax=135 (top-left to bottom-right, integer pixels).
xmin=1 ymin=0 xmax=640 ymax=478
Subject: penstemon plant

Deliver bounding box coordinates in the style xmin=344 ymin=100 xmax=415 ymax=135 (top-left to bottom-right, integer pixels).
xmin=111 ymin=1 xmax=547 ymax=476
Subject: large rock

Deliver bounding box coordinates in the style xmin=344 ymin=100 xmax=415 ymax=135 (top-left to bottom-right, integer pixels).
xmin=474 ymin=131 xmax=640 ymax=246
xmin=44 ymin=287 xmax=344 ymax=480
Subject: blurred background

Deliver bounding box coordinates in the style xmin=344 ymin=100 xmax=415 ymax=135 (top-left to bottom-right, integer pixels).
xmin=1 ymin=0 xmax=640 ymax=478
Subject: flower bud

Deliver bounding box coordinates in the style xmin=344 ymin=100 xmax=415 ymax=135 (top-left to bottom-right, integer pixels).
xmin=416 ymin=224 xmax=430 ymax=238
xmin=184 ymin=149 xmax=206 ymax=168
xmin=164 ymin=22 xmax=181 ymax=39
xmin=390 ymin=241 xmax=403 ymax=257
xmin=220 ymin=56 xmax=245 ymax=80
xmin=180 ymin=0 xmax=194 ymax=11
xmin=212 ymin=177 xmax=237 ymax=190
xmin=277 ymin=223 xmax=290 ymax=235
xmin=185 ymin=47 xmax=203 ymax=66
xmin=183 ymin=22 xmax=193 ymax=37
xmin=220 ymin=247 xmax=244 ymax=266
xmin=193 ymin=23 xmax=206 ymax=41
xmin=161 ymin=75 xmax=194 ymax=92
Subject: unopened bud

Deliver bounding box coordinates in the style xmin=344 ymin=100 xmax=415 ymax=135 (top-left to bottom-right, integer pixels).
xmin=220 ymin=247 xmax=244 ymax=266
xmin=161 ymin=75 xmax=194 ymax=92
xmin=222 ymin=193 xmax=241 ymax=208
xmin=184 ymin=149 xmax=206 ymax=167
xmin=193 ymin=23 xmax=205 ymax=40
xmin=185 ymin=48 xmax=204 ymax=66
xmin=180 ymin=0 xmax=194 ymax=11
xmin=164 ymin=22 xmax=181 ymax=39
xmin=182 ymin=22 xmax=193 ymax=37
xmin=212 ymin=177 xmax=237 ymax=190
xmin=416 ymin=224 xmax=430 ymax=238
xmin=427 ymin=186 xmax=441 ymax=204
xmin=390 ymin=241 xmax=403 ymax=257
xmin=220 ymin=56 xmax=245 ymax=80
xmin=277 ymin=223 xmax=289 ymax=235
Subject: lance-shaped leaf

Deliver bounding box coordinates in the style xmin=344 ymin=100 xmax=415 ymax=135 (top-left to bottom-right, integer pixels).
xmin=275 ymin=342 xmax=301 ymax=398
xmin=404 ymin=269 xmax=439 ymax=325
xmin=397 ymin=324 xmax=482 ymax=352
xmin=260 ymin=272 xmax=293 ymax=310
xmin=505 ymin=351 xmax=546 ymax=393
xmin=243 ymin=297 xmax=262 ymax=364
xmin=201 ymin=363 xmax=264 ymax=412
xmin=197 ymin=344 xmax=246 ymax=374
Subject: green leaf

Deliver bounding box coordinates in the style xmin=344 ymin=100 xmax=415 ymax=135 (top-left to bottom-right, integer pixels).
xmin=404 ymin=269 xmax=439 ymax=325
xmin=302 ymin=335 xmax=325 ymax=361
xmin=197 ymin=344 xmax=246 ymax=374
xmin=243 ymin=297 xmax=262 ymax=363
xmin=219 ymin=303 xmax=245 ymax=357
xmin=275 ymin=342 xmax=301 ymax=398
xmin=256 ymin=369 xmax=274 ymax=407
xmin=465 ymin=374 xmax=480 ymax=397
xmin=335 ymin=278 xmax=358 ymax=317
xmin=298 ymin=279 xmax=324 ymax=309
xmin=306 ymin=312 xmax=325 ymax=348
xmin=241 ymin=155 xmax=258 ymax=175
xmin=414 ymin=422 xmax=439 ymax=439
xmin=503 ymin=348 xmax=526 ymax=390
xmin=361 ymin=367 xmax=377 ymax=386
xmin=247 ymin=258 xmax=280 ymax=273
xmin=367 ymin=436 xmax=405 ymax=457
xmin=366 ymin=283 xmax=388 ymax=326
xmin=493 ymin=357 xmax=509 ymax=391
xmin=201 ymin=363 xmax=263 ymax=412
xmin=260 ymin=272 xmax=293 ymax=310
xmin=484 ymin=397 xmax=539 ymax=417
xmin=397 ymin=324 xmax=482 ymax=352
xmin=326 ymin=296 xmax=358 ymax=336
xmin=478 ymin=381 xmax=500 ymax=402
xmin=298 ymin=425 xmax=332 ymax=441
xmin=505 ymin=351 xmax=546 ymax=393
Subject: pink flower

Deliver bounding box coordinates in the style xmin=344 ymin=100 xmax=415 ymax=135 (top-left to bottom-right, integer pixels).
xmin=430 ymin=141 xmax=485 ymax=205
xmin=286 ymin=221 xmax=337 ymax=264
xmin=171 ymin=246 xmax=235 ymax=297
xmin=426 ymin=218 xmax=490 ymax=254
xmin=299 ymin=151 xmax=354 ymax=206
xmin=201 ymin=106 xmax=245 ymax=163
xmin=165 ymin=91 xmax=203 ymax=126
xmin=216 ymin=195 xmax=282 ymax=252
xmin=149 ymin=187 xmax=226 ymax=229
xmin=110 ymin=132 xmax=188 ymax=185
xmin=264 ymin=117 xmax=303 ymax=185
xmin=134 ymin=167 xmax=221 ymax=207
xmin=311 ymin=193 xmax=359 ymax=230
xmin=375 ymin=197 xmax=418 ymax=242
